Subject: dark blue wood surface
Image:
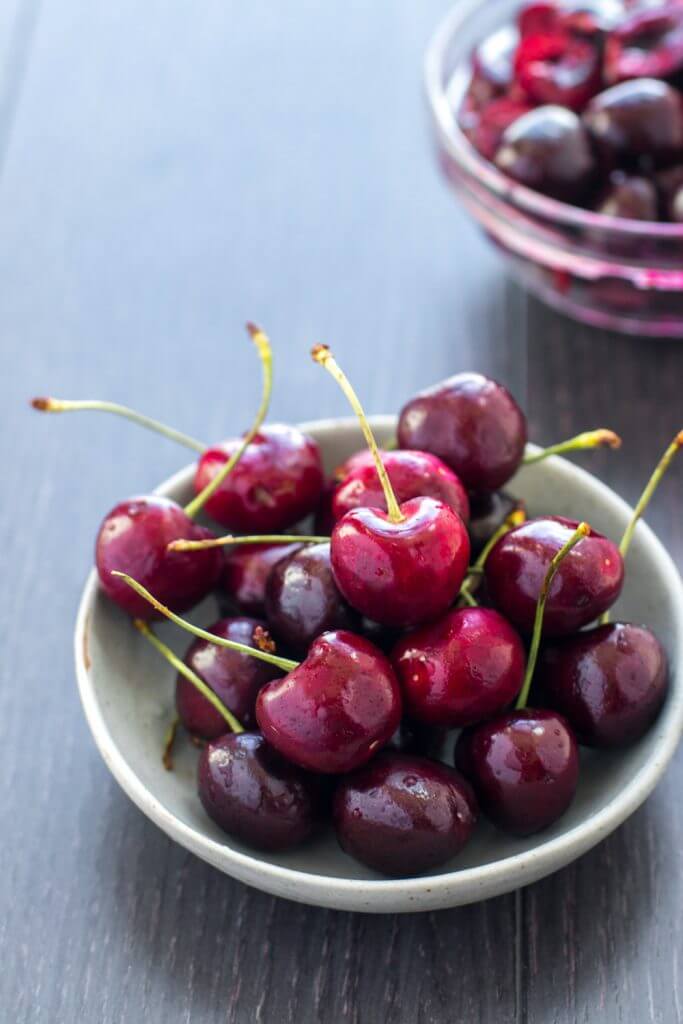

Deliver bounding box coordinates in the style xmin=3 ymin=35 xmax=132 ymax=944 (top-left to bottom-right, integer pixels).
xmin=2 ymin=3 xmax=681 ymax=1021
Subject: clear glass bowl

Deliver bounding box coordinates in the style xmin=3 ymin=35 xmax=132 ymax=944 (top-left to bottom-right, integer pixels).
xmin=424 ymin=0 xmax=683 ymax=337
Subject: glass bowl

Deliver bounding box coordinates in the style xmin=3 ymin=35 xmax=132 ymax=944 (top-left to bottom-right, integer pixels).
xmin=424 ymin=0 xmax=683 ymax=337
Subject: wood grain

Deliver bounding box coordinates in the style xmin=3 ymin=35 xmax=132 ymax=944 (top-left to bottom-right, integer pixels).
xmin=0 ymin=2 xmax=680 ymax=1022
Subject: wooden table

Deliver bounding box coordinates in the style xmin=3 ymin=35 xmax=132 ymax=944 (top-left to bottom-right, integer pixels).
xmin=3 ymin=2 xmax=682 ymax=1021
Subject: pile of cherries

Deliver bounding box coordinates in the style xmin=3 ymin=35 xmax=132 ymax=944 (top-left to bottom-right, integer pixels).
xmin=459 ymin=0 xmax=683 ymax=221
xmin=34 ymin=326 xmax=679 ymax=877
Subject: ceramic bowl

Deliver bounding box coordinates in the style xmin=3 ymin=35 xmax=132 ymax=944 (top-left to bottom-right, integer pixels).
xmin=74 ymin=416 xmax=683 ymax=913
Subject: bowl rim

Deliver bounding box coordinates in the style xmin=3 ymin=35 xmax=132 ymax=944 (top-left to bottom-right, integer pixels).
xmin=424 ymin=0 xmax=683 ymax=241
xmin=74 ymin=415 xmax=683 ymax=911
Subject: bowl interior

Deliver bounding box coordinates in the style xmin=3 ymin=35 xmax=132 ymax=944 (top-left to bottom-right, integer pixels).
xmin=77 ymin=417 xmax=683 ymax=911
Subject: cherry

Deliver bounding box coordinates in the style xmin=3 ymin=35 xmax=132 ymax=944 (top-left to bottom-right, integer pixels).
xmin=312 ymin=346 xmax=470 ymax=627
xmin=392 ymin=607 xmax=526 ymax=728
xmin=333 ymin=753 xmax=477 ymax=875
xmin=519 ymin=2 xmax=560 ymax=38
xmin=595 ymin=170 xmax=659 ymax=218
xmin=539 ymin=623 xmax=668 ymax=746
xmin=514 ymin=30 xmax=603 ymax=110
xmin=114 ymin=573 xmax=403 ymax=775
xmin=454 ymin=524 xmax=587 ymax=835
xmin=221 ymin=540 xmax=303 ymax=616
xmin=604 ymin=4 xmax=683 ymax=85
xmin=264 ymin=542 xmax=360 ymax=654
xmin=470 ymin=26 xmax=517 ymax=105
xmin=583 ymin=78 xmax=683 ymax=167
xmin=397 ymin=372 xmax=527 ymax=492
xmin=656 ymin=164 xmax=683 ymax=220
xmin=176 ymin=617 xmax=284 ymax=737
xmin=494 ymin=105 xmax=597 ymax=202
xmin=198 ymin=732 xmax=326 ymax=851
xmin=468 ymin=490 xmax=522 ymax=556
xmin=485 ymin=515 xmax=623 ymax=636
xmin=330 ymin=449 xmax=470 ymax=526
xmin=461 ymin=96 xmax=535 ymax=161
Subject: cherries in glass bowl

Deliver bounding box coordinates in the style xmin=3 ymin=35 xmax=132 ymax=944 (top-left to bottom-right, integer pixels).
xmin=425 ymin=0 xmax=683 ymax=336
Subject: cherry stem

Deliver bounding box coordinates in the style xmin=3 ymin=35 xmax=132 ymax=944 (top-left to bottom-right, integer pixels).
xmin=117 ymin=573 xmax=299 ymax=671
xmin=312 ymin=344 xmax=404 ymax=524
xmin=30 ymin=397 xmax=206 ymax=453
xmin=522 ymin=429 xmax=621 ymax=465
xmin=183 ymin=323 xmax=273 ymax=519
xmin=459 ymin=588 xmax=478 ymax=607
xmin=515 ymin=522 xmax=591 ymax=711
xmin=457 ymin=505 xmax=526 ymax=609
xmin=168 ymin=533 xmax=329 ymax=553
xmin=134 ymin=619 xmax=245 ymax=734
xmin=162 ymin=715 xmax=180 ymax=771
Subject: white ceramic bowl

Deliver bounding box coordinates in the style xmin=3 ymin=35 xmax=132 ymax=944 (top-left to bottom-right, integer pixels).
xmin=74 ymin=416 xmax=683 ymax=913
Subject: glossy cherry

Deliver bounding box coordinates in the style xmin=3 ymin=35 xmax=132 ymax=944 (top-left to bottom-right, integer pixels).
xmin=222 ymin=540 xmax=303 ymax=616
xmin=330 ymin=448 xmax=469 ymax=524
xmin=595 ymin=171 xmax=659 ymax=218
xmin=604 ymin=4 xmax=683 ymax=85
xmin=485 ymin=515 xmax=623 ymax=636
xmin=176 ymin=617 xmax=284 ymax=738
xmin=461 ymin=96 xmax=535 ymax=161
xmin=95 ymin=496 xmax=222 ymax=618
xmin=583 ymin=78 xmax=683 ymax=167
xmin=198 ymin=732 xmax=326 ymax=851
xmin=468 ymin=490 xmax=521 ymax=556
xmin=264 ymin=542 xmax=359 ymax=653
xmin=333 ymin=753 xmax=477 ymax=875
xmin=256 ymin=630 xmax=402 ymax=773
xmin=392 ymin=607 xmax=526 ymax=728
xmin=514 ymin=30 xmax=602 ymax=110
xmin=538 ymin=622 xmax=668 ymax=746
xmin=470 ymin=26 xmax=517 ymax=105
xmin=193 ymin=423 xmax=324 ymax=532
xmin=495 ymin=105 xmax=596 ymax=201
xmin=397 ymin=372 xmax=527 ymax=492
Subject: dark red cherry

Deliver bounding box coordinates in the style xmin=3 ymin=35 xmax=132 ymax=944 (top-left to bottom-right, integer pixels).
xmin=485 ymin=515 xmax=624 ymax=636
xmin=595 ymin=170 xmax=658 ymax=218
xmin=95 ymin=496 xmax=222 ymax=619
xmin=330 ymin=449 xmax=470 ymax=526
xmin=461 ymin=96 xmax=535 ymax=161
xmin=468 ymin=490 xmax=521 ymax=557
xmin=494 ymin=105 xmax=596 ymax=201
xmin=455 ymin=709 xmax=579 ymax=835
xmin=264 ymin=542 xmax=359 ymax=654
xmin=656 ymin=163 xmax=683 ymax=220
xmin=515 ymin=31 xmax=602 ymax=110
xmin=333 ymin=753 xmax=477 ymax=875
xmin=392 ymin=607 xmax=526 ymax=727
xmin=193 ymin=423 xmax=324 ymax=532
xmin=397 ymin=373 xmax=527 ymax=492
xmin=221 ymin=541 xmax=302 ymax=616
xmin=198 ymin=732 xmax=326 ymax=851
xmin=469 ymin=26 xmax=517 ymax=106
xmin=538 ymin=622 xmax=668 ymax=746
xmin=604 ymin=4 xmax=683 ymax=85
xmin=255 ymin=630 xmax=402 ymax=773
xmin=583 ymin=79 xmax=683 ymax=167
xmin=176 ymin=617 xmax=284 ymax=738
xmin=330 ymin=497 xmax=470 ymax=627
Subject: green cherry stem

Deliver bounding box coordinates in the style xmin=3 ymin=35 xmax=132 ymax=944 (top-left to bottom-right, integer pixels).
xmin=515 ymin=522 xmax=591 ymax=711
xmin=30 ymin=397 xmax=206 ymax=453
xmin=168 ymin=533 xmax=329 ymax=553
xmin=522 ymin=429 xmax=621 ymax=465
xmin=312 ymin=344 xmax=404 ymax=524
xmin=118 ymin=573 xmax=299 ymax=672
xmin=134 ymin=619 xmax=244 ymax=734
xmin=183 ymin=323 xmax=273 ymax=520
xmin=457 ymin=504 xmax=526 ymax=608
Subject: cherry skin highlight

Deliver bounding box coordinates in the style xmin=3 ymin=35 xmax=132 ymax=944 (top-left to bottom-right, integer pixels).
xmin=221 ymin=540 xmax=303 ymax=617
xmin=392 ymin=607 xmax=526 ymax=728
xmin=193 ymin=423 xmax=324 ymax=532
xmin=95 ymin=496 xmax=222 ymax=619
xmin=176 ymin=617 xmax=284 ymax=738
xmin=255 ymin=630 xmax=402 ymax=774
xmin=330 ymin=496 xmax=471 ymax=628
xmin=264 ymin=542 xmax=359 ymax=654
xmin=455 ymin=709 xmax=579 ymax=835
xmin=538 ymin=622 xmax=668 ymax=747
xmin=485 ymin=515 xmax=624 ymax=636
xmin=198 ymin=732 xmax=326 ymax=852
xmin=333 ymin=753 xmax=477 ymax=875
xmin=397 ymin=372 xmax=527 ymax=492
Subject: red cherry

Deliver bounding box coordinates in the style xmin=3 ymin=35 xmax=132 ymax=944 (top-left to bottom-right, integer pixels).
xmin=604 ymin=4 xmax=683 ymax=84
xmin=330 ymin=449 xmax=470 ymax=525
xmin=485 ymin=515 xmax=624 ymax=636
xmin=255 ymin=630 xmax=402 ymax=773
xmin=391 ymin=607 xmax=526 ymax=727
xmin=95 ymin=496 xmax=222 ymax=618
xmin=193 ymin=423 xmax=324 ymax=532
xmin=461 ymin=96 xmax=534 ymax=160
xmin=583 ymin=79 xmax=683 ymax=168
xmin=222 ymin=540 xmax=303 ymax=616
xmin=514 ymin=31 xmax=603 ymax=109
xmin=519 ymin=2 xmax=560 ymax=37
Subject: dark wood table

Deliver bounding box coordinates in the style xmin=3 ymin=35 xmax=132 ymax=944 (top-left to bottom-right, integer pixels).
xmin=3 ymin=2 xmax=682 ymax=1021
